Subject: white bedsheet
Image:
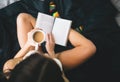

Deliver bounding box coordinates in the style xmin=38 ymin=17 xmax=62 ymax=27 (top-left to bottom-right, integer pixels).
xmin=0 ymin=0 xmax=20 ymax=9
xmin=111 ymin=0 xmax=120 ymax=27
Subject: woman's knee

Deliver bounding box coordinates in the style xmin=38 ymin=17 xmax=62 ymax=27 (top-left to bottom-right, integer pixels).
xmin=17 ymin=13 xmax=31 ymax=22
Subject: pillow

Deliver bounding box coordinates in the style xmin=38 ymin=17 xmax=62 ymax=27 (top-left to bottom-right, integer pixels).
xmin=111 ymin=0 xmax=120 ymax=26
xmin=0 ymin=0 xmax=20 ymax=9
xmin=111 ymin=0 xmax=120 ymax=11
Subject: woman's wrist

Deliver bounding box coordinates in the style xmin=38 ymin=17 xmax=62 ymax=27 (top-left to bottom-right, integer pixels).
xmin=25 ymin=42 xmax=35 ymax=50
xmin=25 ymin=41 xmax=32 ymax=48
xmin=55 ymin=52 xmax=61 ymax=59
xmin=14 ymin=43 xmax=34 ymax=58
xmin=49 ymin=51 xmax=55 ymax=58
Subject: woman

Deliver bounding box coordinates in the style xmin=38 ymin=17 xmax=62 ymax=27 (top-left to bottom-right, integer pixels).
xmin=3 ymin=12 xmax=96 ymax=81
xmin=14 ymin=13 xmax=96 ymax=68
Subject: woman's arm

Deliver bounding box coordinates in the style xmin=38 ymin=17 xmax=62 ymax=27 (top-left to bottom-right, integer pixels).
xmin=56 ymin=29 xmax=96 ymax=69
xmin=14 ymin=29 xmax=44 ymax=58
xmin=14 ymin=42 xmax=32 ymax=58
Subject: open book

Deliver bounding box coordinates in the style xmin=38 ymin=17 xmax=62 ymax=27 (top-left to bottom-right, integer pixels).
xmin=35 ymin=12 xmax=72 ymax=46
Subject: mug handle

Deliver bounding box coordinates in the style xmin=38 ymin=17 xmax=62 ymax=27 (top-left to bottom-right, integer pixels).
xmin=35 ymin=43 xmax=39 ymax=51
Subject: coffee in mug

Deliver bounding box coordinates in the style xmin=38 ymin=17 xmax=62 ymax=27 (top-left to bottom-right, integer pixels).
xmin=32 ymin=30 xmax=45 ymax=45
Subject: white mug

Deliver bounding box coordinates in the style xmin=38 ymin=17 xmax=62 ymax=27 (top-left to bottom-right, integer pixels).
xmin=31 ymin=30 xmax=45 ymax=50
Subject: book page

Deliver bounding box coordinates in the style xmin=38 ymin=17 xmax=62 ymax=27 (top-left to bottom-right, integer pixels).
xmin=52 ymin=18 xmax=72 ymax=46
xmin=35 ymin=12 xmax=55 ymax=33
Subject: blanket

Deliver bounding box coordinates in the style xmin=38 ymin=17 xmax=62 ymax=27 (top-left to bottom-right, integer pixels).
xmin=0 ymin=0 xmax=120 ymax=82
xmin=0 ymin=0 xmax=20 ymax=9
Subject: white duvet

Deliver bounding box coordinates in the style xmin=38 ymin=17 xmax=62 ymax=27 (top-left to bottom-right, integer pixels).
xmin=0 ymin=0 xmax=20 ymax=9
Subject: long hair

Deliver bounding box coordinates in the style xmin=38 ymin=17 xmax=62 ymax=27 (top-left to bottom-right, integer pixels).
xmin=8 ymin=53 xmax=65 ymax=82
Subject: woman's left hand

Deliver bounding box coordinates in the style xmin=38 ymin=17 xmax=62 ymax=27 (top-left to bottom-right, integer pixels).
xmin=45 ymin=33 xmax=55 ymax=58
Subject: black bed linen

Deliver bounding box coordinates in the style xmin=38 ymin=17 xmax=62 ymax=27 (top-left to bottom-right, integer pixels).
xmin=0 ymin=0 xmax=120 ymax=82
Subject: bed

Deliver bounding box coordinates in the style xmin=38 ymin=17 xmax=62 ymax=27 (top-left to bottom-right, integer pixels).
xmin=0 ymin=0 xmax=120 ymax=82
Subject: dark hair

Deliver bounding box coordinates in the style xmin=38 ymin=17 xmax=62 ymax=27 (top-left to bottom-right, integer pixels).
xmin=7 ymin=53 xmax=65 ymax=82
xmin=0 ymin=71 xmax=8 ymax=82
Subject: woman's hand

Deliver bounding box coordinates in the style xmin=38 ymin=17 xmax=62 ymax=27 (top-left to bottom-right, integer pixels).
xmin=3 ymin=58 xmax=23 ymax=73
xmin=27 ymin=28 xmax=39 ymax=46
xmin=27 ymin=28 xmax=43 ymax=53
xmin=45 ymin=33 xmax=55 ymax=58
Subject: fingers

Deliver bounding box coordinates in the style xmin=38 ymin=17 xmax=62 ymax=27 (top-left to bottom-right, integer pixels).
xmin=46 ymin=33 xmax=55 ymax=43
xmin=46 ymin=33 xmax=50 ymax=44
xmin=50 ymin=33 xmax=55 ymax=43
xmin=45 ymin=33 xmax=55 ymax=57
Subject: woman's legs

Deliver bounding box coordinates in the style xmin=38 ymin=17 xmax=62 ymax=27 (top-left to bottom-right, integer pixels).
xmin=17 ymin=13 xmax=36 ymax=48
